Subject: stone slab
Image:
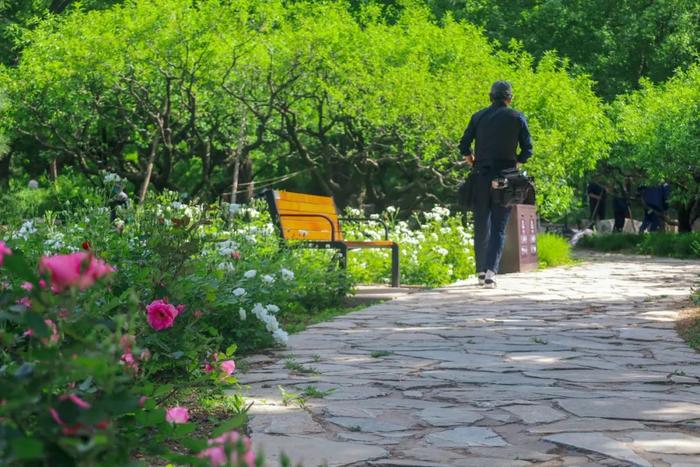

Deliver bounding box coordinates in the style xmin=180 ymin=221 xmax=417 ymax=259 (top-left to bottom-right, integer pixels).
xmin=252 ymin=433 xmax=388 ymax=466
xmin=628 ymin=431 xmax=700 ymax=455
xmin=502 ymin=405 xmax=567 ymax=424
xmin=425 ymin=427 xmax=508 ymax=447
xmin=417 ymin=406 xmax=484 ymax=427
xmin=557 ymin=398 xmax=700 ymax=422
xmin=544 ymin=433 xmax=652 ymax=467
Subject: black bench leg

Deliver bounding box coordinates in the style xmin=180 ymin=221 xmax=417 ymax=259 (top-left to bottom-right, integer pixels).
xmin=391 ymin=243 xmax=400 ymax=287
xmin=337 ymin=244 xmax=348 ymax=270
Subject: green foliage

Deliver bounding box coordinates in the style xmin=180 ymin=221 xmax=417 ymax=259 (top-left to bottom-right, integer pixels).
xmin=536 ymin=233 xmax=574 ymax=268
xmin=0 ymin=0 xmax=611 ymax=218
xmin=442 ymin=0 xmax=700 ymax=99
xmin=0 ymin=246 xmax=256 ymax=465
xmin=611 ymin=65 xmax=700 ymax=216
xmin=577 ymin=232 xmax=700 ymax=259
xmin=345 ymin=206 xmax=474 ymax=287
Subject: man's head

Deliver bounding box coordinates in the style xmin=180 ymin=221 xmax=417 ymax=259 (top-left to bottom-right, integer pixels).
xmin=489 ymin=80 xmax=513 ymax=105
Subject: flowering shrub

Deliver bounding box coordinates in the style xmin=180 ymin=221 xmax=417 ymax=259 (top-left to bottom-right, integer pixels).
xmin=343 ymin=206 xmax=475 ymax=287
xmin=0 ymin=248 xmax=258 ymax=465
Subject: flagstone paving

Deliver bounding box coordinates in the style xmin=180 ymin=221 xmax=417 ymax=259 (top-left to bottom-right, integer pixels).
xmin=237 ymin=253 xmax=700 ymax=466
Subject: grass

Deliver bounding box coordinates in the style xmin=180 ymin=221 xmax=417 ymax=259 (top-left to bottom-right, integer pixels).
xmin=677 ymin=306 xmax=700 ymax=352
xmin=577 ymin=232 xmax=700 ymax=259
xmin=281 ymin=303 xmax=367 ymax=334
xmin=283 ymin=355 xmax=319 ymax=375
xmin=537 ymin=233 xmax=575 ymax=268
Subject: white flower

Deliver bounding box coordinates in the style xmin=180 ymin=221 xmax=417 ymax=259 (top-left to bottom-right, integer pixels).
xmin=171 ymin=201 xmax=183 ymax=210
xmin=103 ymin=172 xmax=122 ymax=183
xmin=244 ymin=269 xmax=257 ymax=279
xmin=218 ymin=262 xmax=236 ymax=272
xmin=266 ymin=304 xmax=280 ymax=313
xmin=369 ymin=213 xmax=380 ymax=220
xmin=280 ymin=268 xmax=295 ymax=280
xmin=217 ymin=240 xmax=239 ymax=256
xmin=272 ymin=329 xmax=289 ymax=346
xmin=15 ymin=220 xmax=37 ymax=241
xmin=252 ymin=303 xmax=267 ymax=320
xmin=239 ymin=308 xmax=247 ymax=320
xmin=262 ymin=274 xmax=275 ymax=284
xmin=27 ymin=180 xmax=39 ymax=189
xmin=385 ymin=206 xmax=396 ymax=214
xmin=232 ymin=287 xmax=246 ymax=297
xmin=265 ymin=319 xmax=279 ymax=332
xmin=434 ymin=247 xmax=449 ymax=256
xmin=229 ymin=203 xmax=242 ymax=215
xmin=114 ymin=219 xmax=125 ymax=230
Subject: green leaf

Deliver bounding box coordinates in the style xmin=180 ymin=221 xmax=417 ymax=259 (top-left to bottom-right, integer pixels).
xmin=154 ymin=384 xmax=173 ymax=396
xmin=12 ymin=437 xmax=44 ymax=460
xmin=211 ymin=414 xmax=247 ymax=437
xmin=2 ymin=250 xmax=36 ymax=282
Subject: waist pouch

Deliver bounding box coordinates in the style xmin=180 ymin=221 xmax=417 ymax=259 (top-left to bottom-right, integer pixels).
xmin=492 ymin=168 xmax=536 ymax=207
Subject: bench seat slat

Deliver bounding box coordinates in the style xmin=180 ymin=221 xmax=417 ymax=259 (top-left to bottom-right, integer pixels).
xmin=277 ymin=191 xmax=336 ymax=206
xmin=277 ymin=201 xmax=338 ymax=216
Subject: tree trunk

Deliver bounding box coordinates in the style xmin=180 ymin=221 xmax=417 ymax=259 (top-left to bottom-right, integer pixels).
xmin=0 ymin=153 xmax=11 ymax=187
xmin=230 ymin=154 xmax=240 ymax=205
xmin=677 ymin=203 xmax=693 ymax=233
xmin=50 ymin=158 xmax=59 ymax=180
xmin=139 ymin=134 xmax=160 ymax=204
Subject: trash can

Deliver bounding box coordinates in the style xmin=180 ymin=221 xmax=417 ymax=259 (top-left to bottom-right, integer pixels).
xmin=499 ymin=204 xmax=538 ymax=273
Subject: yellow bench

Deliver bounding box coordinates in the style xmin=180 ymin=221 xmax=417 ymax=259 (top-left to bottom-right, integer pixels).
xmin=260 ymin=190 xmax=400 ymax=287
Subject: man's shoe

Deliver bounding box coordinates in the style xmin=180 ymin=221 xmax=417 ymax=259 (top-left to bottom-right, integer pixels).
xmin=484 ymin=270 xmax=496 ymax=288
xmin=477 ymin=272 xmax=486 ymax=285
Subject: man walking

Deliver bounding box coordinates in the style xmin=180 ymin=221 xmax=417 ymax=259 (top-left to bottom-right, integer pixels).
xmin=459 ymin=81 xmax=533 ymax=288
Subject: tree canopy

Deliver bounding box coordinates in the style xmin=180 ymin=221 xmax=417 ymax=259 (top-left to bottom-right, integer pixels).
xmin=427 ymin=0 xmax=700 ymax=99
xmin=0 ymin=0 xmax=611 ymax=218
xmin=612 ymin=65 xmax=700 ymax=230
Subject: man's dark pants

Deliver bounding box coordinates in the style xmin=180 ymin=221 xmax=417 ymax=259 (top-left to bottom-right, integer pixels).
xmin=472 ymin=172 xmax=512 ymax=274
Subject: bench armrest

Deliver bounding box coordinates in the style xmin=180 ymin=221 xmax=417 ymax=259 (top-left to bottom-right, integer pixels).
xmin=339 ymin=217 xmax=389 ymax=240
xmin=279 ymin=213 xmax=337 ymax=241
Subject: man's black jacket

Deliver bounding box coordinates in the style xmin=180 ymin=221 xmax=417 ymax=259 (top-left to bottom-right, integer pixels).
xmin=459 ymin=102 xmax=533 ymax=174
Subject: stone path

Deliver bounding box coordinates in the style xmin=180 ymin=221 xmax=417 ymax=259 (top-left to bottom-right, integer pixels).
xmin=238 ymin=254 xmax=700 ymax=466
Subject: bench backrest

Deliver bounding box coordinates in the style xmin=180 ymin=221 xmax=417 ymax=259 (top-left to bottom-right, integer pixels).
xmin=264 ymin=190 xmax=343 ymax=241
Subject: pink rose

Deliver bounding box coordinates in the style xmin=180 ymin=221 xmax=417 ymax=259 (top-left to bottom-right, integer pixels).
xmin=119 ymin=334 xmax=135 ymax=351
xmin=61 ymin=394 xmax=91 ymax=410
xmin=146 ymin=299 xmax=183 ymax=331
xmin=166 ymin=406 xmax=189 ymax=424
xmin=21 ymin=282 xmax=33 ymax=291
xmin=43 ymin=319 xmax=60 ymax=345
xmin=24 ymin=319 xmax=59 ymax=344
xmin=120 ymin=352 xmax=138 ymax=372
xmin=16 ymin=297 xmax=31 ymax=308
xmin=0 ymin=241 xmax=11 ymax=266
xmin=39 ymin=252 xmax=114 ymax=292
xmin=203 ymin=362 xmax=214 ymax=373
xmin=231 ymin=251 xmax=241 ymax=260
xmin=201 ymin=431 xmax=255 ymax=467
xmin=220 ymin=360 xmax=236 ymax=376
xmin=199 ymin=446 xmax=227 ymax=466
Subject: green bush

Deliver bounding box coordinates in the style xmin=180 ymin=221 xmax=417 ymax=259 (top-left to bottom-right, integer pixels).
xmin=576 ymin=233 xmax=643 ymax=252
xmin=537 ymin=233 xmax=574 ymax=268
xmin=577 ymin=232 xmax=700 ymax=259
xmin=344 ymin=206 xmax=475 ymax=288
